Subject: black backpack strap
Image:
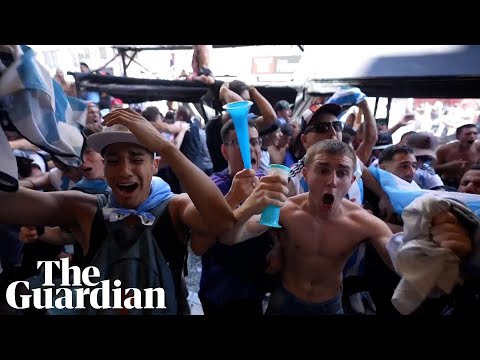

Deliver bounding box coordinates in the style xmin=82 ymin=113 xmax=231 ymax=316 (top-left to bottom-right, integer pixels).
xmin=146 ymin=198 xmax=172 ymax=227
xmin=150 ymin=199 xmax=189 ymax=307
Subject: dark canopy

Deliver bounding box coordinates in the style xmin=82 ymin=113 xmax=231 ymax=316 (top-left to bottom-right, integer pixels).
xmin=68 ymin=72 xmax=213 ymax=104
xmin=305 ymin=45 xmax=480 ymax=98
xmin=68 ymin=72 xmax=299 ymax=114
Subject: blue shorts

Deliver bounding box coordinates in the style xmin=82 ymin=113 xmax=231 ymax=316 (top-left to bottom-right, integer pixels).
xmin=265 ymin=285 xmax=344 ymax=315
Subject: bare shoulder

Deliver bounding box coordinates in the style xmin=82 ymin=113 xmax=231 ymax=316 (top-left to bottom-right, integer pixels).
xmin=283 ymin=193 xmax=307 ymax=211
xmin=279 ymin=194 xmax=306 ymax=223
xmin=168 ymin=193 xmax=189 ymax=207
xmin=166 ymin=193 xmax=191 ymax=217
xmin=346 ymin=200 xmax=391 ymax=235
xmin=437 ymin=142 xmax=456 ymax=153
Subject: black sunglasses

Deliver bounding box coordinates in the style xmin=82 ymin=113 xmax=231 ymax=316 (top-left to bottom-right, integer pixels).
xmin=305 ymin=121 xmax=343 ymax=134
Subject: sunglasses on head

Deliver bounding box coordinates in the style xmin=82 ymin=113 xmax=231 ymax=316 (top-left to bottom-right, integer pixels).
xmin=305 ymin=121 xmax=343 ymax=134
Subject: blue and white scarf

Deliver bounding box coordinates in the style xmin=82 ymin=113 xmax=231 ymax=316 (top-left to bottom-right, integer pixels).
xmin=102 ymin=176 xmax=174 ymax=226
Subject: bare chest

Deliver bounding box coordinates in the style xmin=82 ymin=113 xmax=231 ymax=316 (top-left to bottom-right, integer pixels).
xmin=282 ymin=215 xmax=363 ymax=259
xmin=446 ymin=147 xmax=480 ymax=164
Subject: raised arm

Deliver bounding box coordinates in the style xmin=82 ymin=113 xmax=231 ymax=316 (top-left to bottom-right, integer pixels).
xmin=151 ymin=120 xmax=184 ymax=135
xmin=172 ymin=122 xmax=190 ymax=149
xmin=355 ymin=100 xmax=378 ymax=165
xmin=219 ymin=82 xmax=243 ymax=107
xmin=249 ymin=86 xmax=277 ymax=132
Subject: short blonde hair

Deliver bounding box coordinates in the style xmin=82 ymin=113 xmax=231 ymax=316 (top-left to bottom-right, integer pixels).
xmin=304 ymin=139 xmax=357 ymax=170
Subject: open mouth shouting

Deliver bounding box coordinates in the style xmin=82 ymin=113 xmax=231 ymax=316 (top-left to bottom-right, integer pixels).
xmin=322 ymin=193 xmax=335 ymax=207
xmin=117 ymin=182 xmax=139 ymax=195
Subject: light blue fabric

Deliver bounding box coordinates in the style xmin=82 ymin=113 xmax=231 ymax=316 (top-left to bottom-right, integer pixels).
xmin=326 ymin=87 xmax=367 ymax=120
xmin=368 ymin=166 xmax=480 ymax=217
xmin=327 ymin=87 xmax=366 ymax=107
xmin=0 ymin=45 xmax=87 ymax=191
xmin=103 ymin=176 xmax=174 ymax=226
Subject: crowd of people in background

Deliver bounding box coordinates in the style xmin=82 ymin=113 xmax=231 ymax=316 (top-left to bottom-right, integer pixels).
xmin=0 ymin=45 xmax=478 ymax=316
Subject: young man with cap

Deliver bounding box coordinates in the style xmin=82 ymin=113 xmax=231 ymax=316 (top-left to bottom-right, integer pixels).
xmin=406 ymin=132 xmax=444 ymax=190
xmin=0 ymin=109 xmax=239 ymax=314
xmin=289 ymin=101 xmax=381 ymax=205
xmin=379 ymin=114 xmax=415 ymax=136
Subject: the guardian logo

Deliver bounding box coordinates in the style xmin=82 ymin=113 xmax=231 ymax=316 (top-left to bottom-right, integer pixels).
xmin=6 ymin=258 xmax=166 ymax=311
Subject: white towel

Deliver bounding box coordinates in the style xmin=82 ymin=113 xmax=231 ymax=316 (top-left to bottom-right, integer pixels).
xmin=391 ymin=195 xmax=479 ymax=315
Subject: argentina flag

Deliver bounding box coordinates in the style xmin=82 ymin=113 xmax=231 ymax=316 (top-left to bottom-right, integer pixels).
xmin=0 ymin=45 xmax=87 ymax=191
xmin=368 ymin=166 xmax=480 ymax=217
xmin=326 ymin=87 xmax=367 ymax=120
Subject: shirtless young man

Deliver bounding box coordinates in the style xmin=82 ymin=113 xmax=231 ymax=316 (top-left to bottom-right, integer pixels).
xmin=189 ymin=45 xmax=215 ymax=85
xmin=435 ymin=124 xmax=480 ymax=189
xmin=224 ymin=139 xmax=471 ymax=315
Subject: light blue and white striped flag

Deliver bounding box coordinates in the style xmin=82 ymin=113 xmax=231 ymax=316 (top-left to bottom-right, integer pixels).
xmin=326 ymin=87 xmax=367 ymax=120
xmin=369 ymin=166 xmax=480 ymax=217
xmin=0 ymin=45 xmax=87 ymax=191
